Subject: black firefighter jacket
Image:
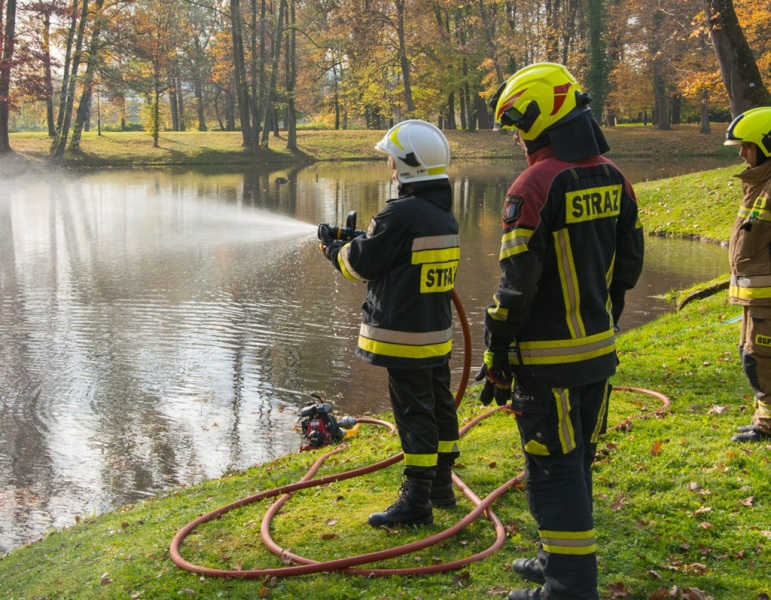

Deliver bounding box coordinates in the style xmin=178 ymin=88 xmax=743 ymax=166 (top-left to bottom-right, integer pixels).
xmin=485 ymin=146 xmax=645 ymax=388
xmin=328 ymin=179 xmax=460 ymax=370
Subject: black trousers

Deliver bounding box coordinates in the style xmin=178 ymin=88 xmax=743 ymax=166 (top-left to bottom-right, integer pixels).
xmin=386 ymin=363 xmax=460 ymax=480
xmin=512 ymin=375 xmax=610 ymax=600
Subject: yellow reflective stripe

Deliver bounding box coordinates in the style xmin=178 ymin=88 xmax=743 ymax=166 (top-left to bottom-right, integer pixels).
xmin=605 ymin=254 xmax=615 ymax=329
xmin=737 ymin=206 xmax=771 ymax=221
xmin=509 ymin=329 xmax=615 ymax=365
xmin=437 ymin=440 xmax=459 ymax=454
xmin=404 ymin=453 xmax=437 ymax=467
xmin=554 ymin=389 xmax=575 ymax=454
xmin=500 ymin=228 xmax=533 ymax=261
xmin=338 ymin=243 xmax=365 ymax=282
xmin=487 ymin=295 xmax=509 ymax=321
xmin=591 ymin=384 xmax=610 ymax=444
xmin=358 ymin=336 xmax=452 ymax=360
xmin=539 ymin=529 xmax=596 ymax=555
xmin=554 ymin=229 xmax=586 ymax=338
xmin=730 ymin=285 xmax=771 ymax=300
xmin=524 ymin=439 xmax=550 ymax=455
xmin=756 ymin=399 xmax=771 ymax=414
xmin=389 ymin=126 xmax=404 ymax=150
xmin=412 ymin=247 xmax=460 ymax=264
xmin=428 ymin=166 xmax=446 ymax=176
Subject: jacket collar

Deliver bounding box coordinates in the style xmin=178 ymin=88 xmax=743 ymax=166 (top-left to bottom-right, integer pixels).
xmin=390 ymin=179 xmax=452 ymax=210
xmin=527 ymin=145 xmax=555 ymax=167
xmin=735 ymin=159 xmax=771 ymax=186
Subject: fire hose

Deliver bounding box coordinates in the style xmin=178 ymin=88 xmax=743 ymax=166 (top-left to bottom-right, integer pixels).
xmin=169 ymin=290 xmax=671 ymax=579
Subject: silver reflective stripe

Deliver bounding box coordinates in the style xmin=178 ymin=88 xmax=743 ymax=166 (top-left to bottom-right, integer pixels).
xmin=412 ymin=234 xmax=460 ymax=251
xmin=521 ymin=335 xmax=614 ymax=359
xmin=731 ymin=274 xmax=771 ymax=288
xmin=360 ymin=323 xmax=452 ymax=345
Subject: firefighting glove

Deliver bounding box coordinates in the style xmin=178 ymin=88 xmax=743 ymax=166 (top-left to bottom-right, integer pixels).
xmin=317 ymin=223 xmax=343 ymax=261
xmin=475 ymin=349 xmax=513 ymax=406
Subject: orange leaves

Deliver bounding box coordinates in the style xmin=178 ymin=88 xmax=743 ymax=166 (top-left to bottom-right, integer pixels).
xmin=650 ymin=441 xmax=663 ymax=456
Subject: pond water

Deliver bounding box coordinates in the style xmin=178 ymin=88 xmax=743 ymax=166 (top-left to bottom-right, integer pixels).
xmin=0 ymin=156 xmax=737 ymax=551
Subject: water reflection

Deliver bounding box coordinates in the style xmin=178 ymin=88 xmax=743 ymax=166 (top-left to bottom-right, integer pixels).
xmin=0 ymin=159 xmax=735 ymax=551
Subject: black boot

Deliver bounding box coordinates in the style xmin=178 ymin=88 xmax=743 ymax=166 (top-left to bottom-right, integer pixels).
xmin=512 ymin=557 xmax=546 ymax=584
xmin=368 ymin=478 xmax=433 ymax=527
xmin=736 ymin=423 xmax=757 ymax=432
xmin=431 ymin=464 xmax=457 ymax=508
xmin=731 ymin=428 xmax=771 ymax=443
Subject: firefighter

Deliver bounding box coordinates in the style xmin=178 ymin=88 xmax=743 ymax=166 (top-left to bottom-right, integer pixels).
xmin=317 ymin=119 xmax=461 ymax=526
xmin=724 ymin=107 xmax=771 ymax=443
xmin=479 ymin=63 xmax=644 ymax=600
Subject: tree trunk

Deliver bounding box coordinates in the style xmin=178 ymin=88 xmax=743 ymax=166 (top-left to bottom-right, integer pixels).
xmin=700 ymin=88 xmax=711 ymax=134
xmin=257 ymin=0 xmax=266 ymax=138
xmin=286 ymin=0 xmax=296 ymax=150
xmin=69 ymin=0 xmax=105 ymax=152
xmin=231 ymin=0 xmax=254 ymax=149
xmin=332 ymin=62 xmax=340 ymax=130
xmin=703 ymin=0 xmax=771 ymax=117
xmin=670 ymin=92 xmax=681 ymax=125
xmin=55 ymin=0 xmax=79 ymax=135
xmin=394 ymin=0 xmax=415 ymax=114
xmin=477 ymin=0 xmax=504 ymax=85
xmin=43 ymin=10 xmax=55 ymax=137
xmin=447 ymin=91 xmax=456 ymax=130
xmin=51 ymin=0 xmax=89 ymax=161
xmin=177 ymin=77 xmax=185 ymax=131
xmin=193 ymin=39 xmax=207 ymax=131
xmin=474 ymin=94 xmax=492 ymax=129
xmin=585 ymin=0 xmax=607 ymax=122
xmin=260 ymin=0 xmax=285 ymax=144
xmin=0 ymin=0 xmax=17 ymax=153
xmin=249 ymin=0 xmax=259 ymax=139
xmin=169 ymin=79 xmax=179 ymax=131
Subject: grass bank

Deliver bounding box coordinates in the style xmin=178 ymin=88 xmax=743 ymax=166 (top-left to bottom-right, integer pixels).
xmin=4 ymin=124 xmax=733 ymax=169
xmin=635 ymin=163 xmax=745 ymax=245
xmin=1 ymin=287 xmax=768 ymax=599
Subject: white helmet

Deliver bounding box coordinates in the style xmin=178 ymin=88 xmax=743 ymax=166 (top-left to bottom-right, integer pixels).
xmin=375 ymin=120 xmax=450 ymax=183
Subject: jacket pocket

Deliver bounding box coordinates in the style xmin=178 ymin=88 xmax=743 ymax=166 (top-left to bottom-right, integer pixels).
xmin=511 ymin=385 xmax=554 ymax=456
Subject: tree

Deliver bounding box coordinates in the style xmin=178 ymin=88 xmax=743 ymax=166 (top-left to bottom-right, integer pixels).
xmin=0 ymin=0 xmax=18 ymax=152
xmin=703 ymin=0 xmax=771 ymax=116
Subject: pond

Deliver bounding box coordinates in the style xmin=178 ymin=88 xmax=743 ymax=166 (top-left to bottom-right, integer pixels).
xmin=0 ymin=156 xmax=737 ymax=551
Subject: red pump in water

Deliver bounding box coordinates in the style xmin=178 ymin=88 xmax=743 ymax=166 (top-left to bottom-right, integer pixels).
xmin=299 ymin=394 xmax=358 ymax=451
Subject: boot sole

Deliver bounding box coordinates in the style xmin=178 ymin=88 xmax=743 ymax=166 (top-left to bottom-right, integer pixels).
xmin=430 ymin=498 xmax=457 ymax=508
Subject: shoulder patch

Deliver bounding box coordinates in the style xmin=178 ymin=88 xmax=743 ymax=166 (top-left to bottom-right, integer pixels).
xmin=366 ymin=218 xmax=377 ymax=237
xmin=502 ymin=195 xmax=523 ymax=224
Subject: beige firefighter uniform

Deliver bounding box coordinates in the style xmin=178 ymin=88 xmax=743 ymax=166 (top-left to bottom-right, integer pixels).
xmin=729 ymin=159 xmax=771 ymax=434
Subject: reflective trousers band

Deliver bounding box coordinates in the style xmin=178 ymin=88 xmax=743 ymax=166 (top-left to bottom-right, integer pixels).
xmin=499 ymin=228 xmax=533 ymax=261
xmin=359 ymin=324 xmax=452 ymax=360
xmin=554 ymin=389 xmax=576 ymax=454
xmin=437 ymin=440 xmax=460 ymax=454
xmin=539 ymin=529 xmax=597 ymax=555
xmin=338 ymin=244 xmax=366 ymax=282
xmin=591 ymin=383 xmax=611 ymax=444
xmin=404 ymin=453 xmax=437 ymax=467
xmin=757 ymin=398 xmax=771 ymax=414
xmin=730 ymin=274 xmax=771 ymax=300
xmin=510 ymin=329 xmax=615 ymax=365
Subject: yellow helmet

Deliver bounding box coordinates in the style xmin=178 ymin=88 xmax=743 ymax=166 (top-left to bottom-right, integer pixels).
xmin=725 ymin=107 xmax=771 ymax=158
xmin=489 ymin=62 xmax=592 ymax=141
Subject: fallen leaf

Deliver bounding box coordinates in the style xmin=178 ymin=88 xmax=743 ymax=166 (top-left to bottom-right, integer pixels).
xmin=257 ymin=587 xmax=270 ymax=598
xmin=605 ymin=581 xmax=629 ymax=597
xmin=651 ymin=441 xmax=663 ymax=456
xmin=326 ymin=518 xmax=337 ymax=526
xmin=451 ymin=570 xmax=471 ymax=587
xmin=680 ymin=587 xmax=714 ymax=600
xmin=487 ymin=584 xmax=509 ymax=595
xmin=489 ymin=461 xmax=497 ymax=468
xmin=707 ymin=405 xmax=727 ymax=414
xmin=699 ymin=522 xmax=713 ymax=530
xmin=738 ymin=496 xmax=755 ymax=507
xmin=646 ymin=568 xmax=662 ymax=580
xmin=320 ymin=533 xmax=338 ymax=540
xmin=647 ymin=586 xmax=673 ymax=599
xmin=610 ymin=494 xmax=626 ymax=512
xmin=100 ymin=574 xmax=112 ymax=586
xmin=689 ymin=506 xmax=712 ymax=517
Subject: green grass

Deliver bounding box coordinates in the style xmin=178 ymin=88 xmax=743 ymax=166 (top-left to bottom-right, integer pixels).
xmin=1 ymin=291 xmax=768 ymax=599
xmin=635 ymin=164 xmax=743 ymax=244
xmin=3 ymin=124 xmax=735 ymax=168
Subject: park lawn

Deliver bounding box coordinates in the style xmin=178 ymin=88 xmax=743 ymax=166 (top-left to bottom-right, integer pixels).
xmin=0 ymin=285 xmax=768 ymax=600
xmin=6 ymin=123 xmax=734 ymax=167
